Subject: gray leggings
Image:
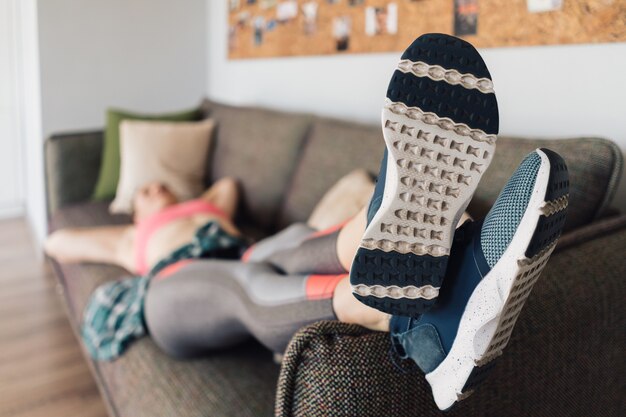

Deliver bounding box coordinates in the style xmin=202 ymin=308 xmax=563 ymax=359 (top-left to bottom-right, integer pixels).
xmin=144 ymin=224 xmax=344 ymax=357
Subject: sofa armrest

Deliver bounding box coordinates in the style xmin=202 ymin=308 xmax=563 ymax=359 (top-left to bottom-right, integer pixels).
xmin=45 ymin=130 xmax=103 ymax=215
xmin=275 ymin=321 xmax=432 ymax=417
xmin=277 ymin=218 xmax=626 ymax=417
xmin=556 ymin=213 xmax=626 ymax=252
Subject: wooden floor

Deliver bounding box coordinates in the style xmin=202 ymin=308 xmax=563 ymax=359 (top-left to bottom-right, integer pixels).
xmin=0 ymin=218 xmax=108 ymax=417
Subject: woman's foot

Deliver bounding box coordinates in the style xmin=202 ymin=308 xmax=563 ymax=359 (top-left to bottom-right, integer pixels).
xmin=390 ymin=149 xmax=569 ymax=410
xmin=333 ymin=277 xmax=391 ymax=332
xmin=351 ymin=33 xmax=499 ymax=317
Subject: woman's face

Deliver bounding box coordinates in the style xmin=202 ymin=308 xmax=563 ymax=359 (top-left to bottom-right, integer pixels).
xmin=133 ymin=182 xmax=178 ymax=222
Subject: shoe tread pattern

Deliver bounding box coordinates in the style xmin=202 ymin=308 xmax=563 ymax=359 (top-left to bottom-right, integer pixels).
xmin=526 ymin=149 xmax=569 ymax=258
xmin=539 ymin=148 xmax=570 ymax=202
xmin=354 ymin=293 xmax=435 ymax=317
xmin=352 ymin=248 xmax=448 ymax=287
xmin=355 ymin=33 xmax=499 ymax=317
xmin=351 ymin=248 xmax=446 ymax=316
xmin=387 ymin=72 xmax=499 ymax=135
xmin=391 ymin=33 xmax=498 ymax=135
xmin=401 ymin=34 xmax=492 ymax=79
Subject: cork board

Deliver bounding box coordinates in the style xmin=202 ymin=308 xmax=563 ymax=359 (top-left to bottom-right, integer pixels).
xmin=227 ymin=0 xmax=626 ymax=59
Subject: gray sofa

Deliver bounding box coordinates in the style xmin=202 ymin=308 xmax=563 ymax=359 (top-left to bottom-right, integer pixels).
xmin=45 ymin=99 xmax=626 ymax=417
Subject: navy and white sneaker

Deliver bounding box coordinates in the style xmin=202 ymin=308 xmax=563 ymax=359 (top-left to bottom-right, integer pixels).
xmin=390 ymin=148 xmax=569 ymax=410
xmin=351 ymin=33 xmax=499 ymax=316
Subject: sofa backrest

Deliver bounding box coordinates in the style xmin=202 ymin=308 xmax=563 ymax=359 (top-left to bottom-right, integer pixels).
xmin=45 ymin=100 xmax=622 ymax=237
xmin=201 ymin=99 xmax=624 ymax=235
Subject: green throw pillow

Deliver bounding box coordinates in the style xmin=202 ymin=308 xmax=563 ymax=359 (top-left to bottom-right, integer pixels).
xmin=92 ymin=107 xmax=202 ymax=200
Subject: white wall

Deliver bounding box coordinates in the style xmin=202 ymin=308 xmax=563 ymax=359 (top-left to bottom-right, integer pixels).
xmin=38 ymin=0 xmax=208 ymax=137
xmin=20 ymin=0 xmax=208 ymax=245
xmin=206 ymin=1 xmax=626 ymax=211
xmin=15 ymin=0 xmax=45 ymax=245
xmin=0 ymin=0 xmax=25 ymax=218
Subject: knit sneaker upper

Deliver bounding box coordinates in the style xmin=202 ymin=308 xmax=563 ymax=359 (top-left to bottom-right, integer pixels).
xmin=480 ymin=152 xmax=542 ymax=268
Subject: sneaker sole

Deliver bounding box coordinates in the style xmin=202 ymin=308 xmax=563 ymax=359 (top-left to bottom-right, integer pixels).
xmin=351 ymin=34 xmax=499 ymax=316
xmin=426 ymin=148 xmax=569 ymax=410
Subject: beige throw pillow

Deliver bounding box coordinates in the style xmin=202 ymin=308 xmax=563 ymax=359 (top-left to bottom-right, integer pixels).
xmin=110 ymin=119 xmax=215 ymax=214
xmin=307 ymin=169 xmax=375 ymax=230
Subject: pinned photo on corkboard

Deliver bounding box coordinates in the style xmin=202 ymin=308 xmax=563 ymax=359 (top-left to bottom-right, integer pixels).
xmin=227 ymin=0 xmax=626 ymax=59
xmin=302 ymin=1 xmax=319 ymax=35
xmin=333 ymin=15 xmax=352 ymax=51
xmin=365 ymin=3 xmax=398 ymax=36
xmin=454 ymin=0 xmax=478 ymax=36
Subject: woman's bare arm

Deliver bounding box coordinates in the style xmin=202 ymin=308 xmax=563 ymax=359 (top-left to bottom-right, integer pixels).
xmin=45 ymin=225 xmax=136 ymax=272
xmin=199 ymin=177 xmax=239 ymax=220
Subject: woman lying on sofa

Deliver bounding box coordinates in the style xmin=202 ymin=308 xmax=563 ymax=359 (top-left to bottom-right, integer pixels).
xmin=48 ymin=34 xmax=570 ymax=410
xmin=45 ymin=177 xmax=243 ymax=275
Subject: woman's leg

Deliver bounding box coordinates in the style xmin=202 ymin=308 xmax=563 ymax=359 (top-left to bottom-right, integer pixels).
xmin=332 ymin=275 xmax=391 ymax=332
xmin=145 ymin=260 xmax=338 ymax=357
xmin=336 ymin=206 xmax=368 ymax=271
xmin=243 ymin=223 xmax=317 ymax=263
xmin=245 ymin=223 xmax=349 ymax=276
xmin=144 ymin=211 xmax=461 ymax=356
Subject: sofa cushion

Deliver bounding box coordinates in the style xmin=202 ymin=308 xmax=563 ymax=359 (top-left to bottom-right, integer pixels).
xmin=207 ymin=102 xmax=312 ymax=232
xmin=307 ymin=169 xmax=375 ymax=231
xmin=277 ymin=117 xmax=385 ymax=229
xmin=469 ymin=136 xmax=622 ymax=232
xmin=95 ymin=338 xmax=279 ymax=417
xmin=49 ymin=200 xmax=133 ymax=231
xmin=111 ymin=119 xmax=216 ymax=214
xmin=93 ymin=106 xmax=203 ymax=201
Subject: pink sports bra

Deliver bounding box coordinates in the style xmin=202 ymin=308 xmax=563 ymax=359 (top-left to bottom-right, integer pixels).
xmin=134 ymin=199 xmax=228 ymax=275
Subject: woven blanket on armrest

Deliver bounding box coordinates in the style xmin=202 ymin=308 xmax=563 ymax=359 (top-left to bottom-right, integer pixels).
xmin=275 ymin=320 xmax=439 ymax=417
